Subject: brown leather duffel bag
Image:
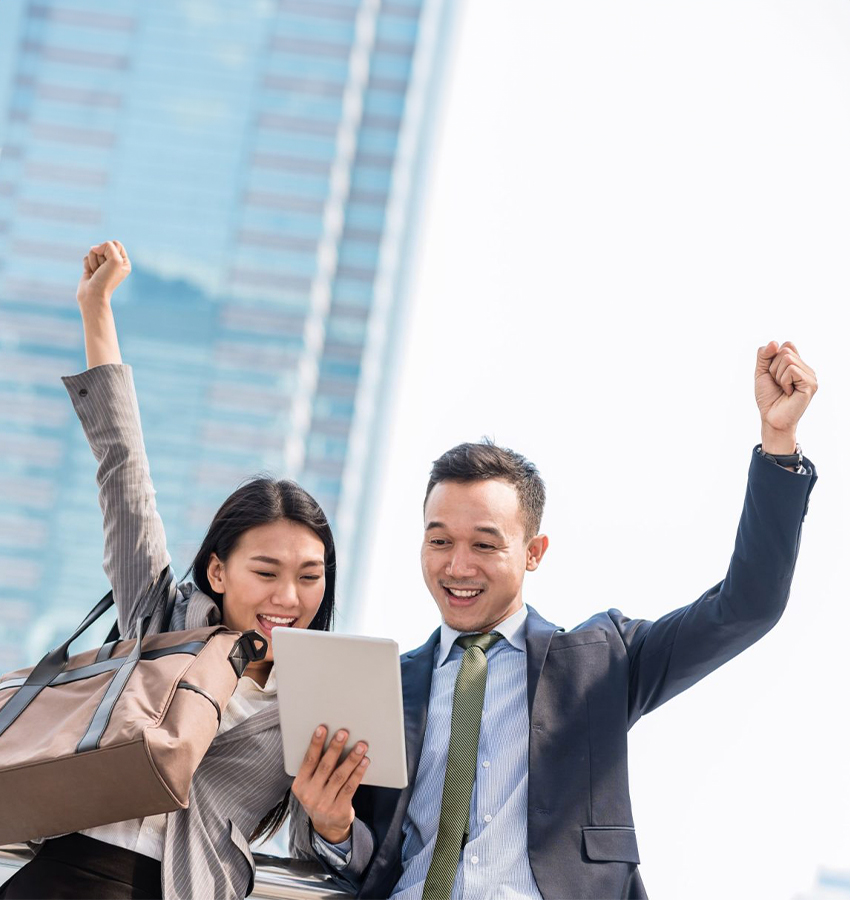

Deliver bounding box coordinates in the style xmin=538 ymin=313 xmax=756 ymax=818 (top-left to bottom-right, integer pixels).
xmin=0 ymin=578 xmax=266 ymax=844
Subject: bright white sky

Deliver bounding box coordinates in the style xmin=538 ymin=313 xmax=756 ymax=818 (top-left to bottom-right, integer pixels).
xmin=356 ymin=2 xmax=850 ymax=897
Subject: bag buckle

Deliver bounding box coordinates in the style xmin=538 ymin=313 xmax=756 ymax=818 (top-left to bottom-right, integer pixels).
xmin=228 ymin=631 xmax=268 ymax=677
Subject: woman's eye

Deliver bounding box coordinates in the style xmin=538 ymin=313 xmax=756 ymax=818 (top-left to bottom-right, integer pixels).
xmin=301 ymin=575 xmax=322 ymax=581
xmin=255 ymin=571 xmax=275 ymax=578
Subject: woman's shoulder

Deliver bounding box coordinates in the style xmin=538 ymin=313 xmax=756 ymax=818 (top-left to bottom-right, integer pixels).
xmin=166 ymin=581 xmax=222 ymax=632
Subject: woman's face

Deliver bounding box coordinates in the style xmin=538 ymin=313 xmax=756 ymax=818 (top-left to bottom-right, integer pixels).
xmin=206 ymin=518 xmax=327 ymax=683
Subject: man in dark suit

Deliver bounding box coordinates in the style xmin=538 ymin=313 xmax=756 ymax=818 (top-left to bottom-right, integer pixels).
xmin=292 ymin=340 xmax=818 ymax=899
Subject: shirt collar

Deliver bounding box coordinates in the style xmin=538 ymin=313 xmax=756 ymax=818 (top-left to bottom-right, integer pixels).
xmin=437 ymin=604 xmax=528 ymax=667
xmin=241 ymin=665 xmax=277 ymax=694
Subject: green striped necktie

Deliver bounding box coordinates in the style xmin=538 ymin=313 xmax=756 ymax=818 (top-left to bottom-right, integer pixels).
xmin=422 ymin=631 xmax=503 ymax=900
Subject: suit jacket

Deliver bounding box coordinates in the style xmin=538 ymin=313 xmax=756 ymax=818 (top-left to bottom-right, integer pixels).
xmin=317 ymin=449 xmax=816 ymax=899
xmin=63 ymin=364 xmax=292 ymax=900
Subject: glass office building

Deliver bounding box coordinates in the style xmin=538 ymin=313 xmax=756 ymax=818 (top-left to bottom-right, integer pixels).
xmin=0 ymin=0 xmax=455 ymax=669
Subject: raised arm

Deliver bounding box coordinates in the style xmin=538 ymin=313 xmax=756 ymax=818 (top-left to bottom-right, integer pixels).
xmin=76 ymin=241 xmax=129 ymax=367
xmin=621 ymin=340 xmax=818 ymax=723
xmin=62 ymin=241 xmax=172 ymax=636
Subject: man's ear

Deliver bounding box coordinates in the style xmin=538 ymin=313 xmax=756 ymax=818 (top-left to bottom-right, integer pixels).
xmin=526 ymin=534 xmax=549 ymax=571
xmin=207 ymin=553 xmax=226 ymax=593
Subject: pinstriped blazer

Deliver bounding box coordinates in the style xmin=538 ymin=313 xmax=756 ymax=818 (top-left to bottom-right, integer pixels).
xmin=62 ymin=364 xmax=301 ymax=900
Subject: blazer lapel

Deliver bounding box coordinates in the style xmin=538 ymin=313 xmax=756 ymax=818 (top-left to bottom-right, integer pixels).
xmin=368 ymin=627 xmax=440 ymax=882
xmin=401 ymin=628 xmax=440 ymax=785
xmin=524 ymin=604 xmax=559 ymax=712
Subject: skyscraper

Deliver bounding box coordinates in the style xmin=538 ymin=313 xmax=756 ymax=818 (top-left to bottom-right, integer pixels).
xmin=0 ymin=0 xmax=456 ymax=669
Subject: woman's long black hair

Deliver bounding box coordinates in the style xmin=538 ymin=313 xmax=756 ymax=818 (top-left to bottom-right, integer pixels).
xmin=189 ymin=477 xmax=336 ymax=842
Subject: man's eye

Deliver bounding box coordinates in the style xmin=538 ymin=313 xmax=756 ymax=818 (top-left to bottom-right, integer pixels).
xmin=476 ymin=544 xmax=495 ymax=551
xmin=429 ymin=539 xmax=448 ymax=546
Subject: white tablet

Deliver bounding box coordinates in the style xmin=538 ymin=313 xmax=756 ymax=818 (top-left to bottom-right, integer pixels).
xmin=272 ymin=628 xmax=408 ymax=789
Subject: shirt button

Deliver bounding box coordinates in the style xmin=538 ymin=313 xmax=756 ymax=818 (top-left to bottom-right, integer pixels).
xmin=470 ymin=856 xmax=479 ymax=865
xmin=482 ymin=760 xmax=490 ymax=768
xmin=483 ymin=814 xmax=492 ymax=823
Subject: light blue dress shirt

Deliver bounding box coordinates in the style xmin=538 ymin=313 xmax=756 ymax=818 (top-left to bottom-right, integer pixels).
xmin=390 ymin=604 xmax=543 ymax=900
xmin=314 ymin=605 xmax=543 ymax=899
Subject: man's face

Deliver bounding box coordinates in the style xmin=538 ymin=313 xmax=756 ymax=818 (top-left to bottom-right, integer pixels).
xmin=421 ymin=478 xmax=548 ymax=633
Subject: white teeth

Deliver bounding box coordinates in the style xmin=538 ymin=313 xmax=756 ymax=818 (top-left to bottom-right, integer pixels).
xmin=448 ymin=589 xmax=481 ymax=598
xmin=259 ymin=615 xmax=296 ymax=625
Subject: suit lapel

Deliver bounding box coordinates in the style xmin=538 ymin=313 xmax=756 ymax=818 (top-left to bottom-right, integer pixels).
xmin=524 ymin=604 xmax=559 ymax=712
xmin=401 ymin=627 xmax=440 ymax=789
xmin=367 ymin=627 xmax=440 ymax=884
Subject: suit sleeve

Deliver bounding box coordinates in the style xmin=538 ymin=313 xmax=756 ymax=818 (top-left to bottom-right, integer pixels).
xmin=62 ymin=364 xmax=172 ymax=638
xmin=614 ymin=447 xmax=816 ymax=727
xmin=288 ymin=799 xmax=376 ymax=895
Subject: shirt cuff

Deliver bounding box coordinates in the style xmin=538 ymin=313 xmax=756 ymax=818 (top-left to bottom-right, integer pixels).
xmin=311 ymin=831 xmax=352 ymax=870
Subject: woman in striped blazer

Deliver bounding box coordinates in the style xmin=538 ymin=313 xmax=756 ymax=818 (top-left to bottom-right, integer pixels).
xmin=0 ymin=241 xmax=367 ymax=900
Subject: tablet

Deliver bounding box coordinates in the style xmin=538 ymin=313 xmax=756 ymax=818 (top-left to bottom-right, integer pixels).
xmin=272 ymin=628 xmax=408 ymax=789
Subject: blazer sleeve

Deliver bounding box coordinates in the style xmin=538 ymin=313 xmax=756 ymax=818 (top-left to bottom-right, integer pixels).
xmin=287 ymin=797 xmax=376 ymax=895
xmin=62 ymin=364 xmax=172 ymax=638
xmin=614 ymin=447 xmax=817 ymax=727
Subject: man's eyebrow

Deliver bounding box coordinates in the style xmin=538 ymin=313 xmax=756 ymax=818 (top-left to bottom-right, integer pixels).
xmin=424 ymin=522 xmax=505 ymax=540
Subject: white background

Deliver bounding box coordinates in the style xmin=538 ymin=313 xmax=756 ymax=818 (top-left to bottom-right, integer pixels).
xmin=356 ymin=2 xmax=850 ymax=897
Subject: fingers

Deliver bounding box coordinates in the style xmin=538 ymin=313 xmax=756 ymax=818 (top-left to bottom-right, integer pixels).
xmin=755 ymin=341 xmax=779 ymax=376
xmin=290 ymin=725 xmax=370 ymax=835
xmin=327 ymin=741 xmax=369 ymax=797
xmin=339 ymin=747 xmax=370 ymax=797
xmin=314 ymin=727 xmax=348 ymax=782
xmin=102 ymin=240 xmax=123 ymax=264
xmin=768 ymin=344 xmax=816 ymax=395
xmin=295 ymin=725 xmax=329 ymax=783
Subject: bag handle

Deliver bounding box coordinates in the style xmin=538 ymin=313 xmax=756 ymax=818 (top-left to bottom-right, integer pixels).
xmin=0 ymin=571 xmax=177 ymax=741
xmin=76 ymin=575 xmax=179 ymax=753
xmin=99 ymin=568 xmax=177 ymax=654
xmin=76 ymin=613 xmax=148 ymax=753
xmin=0 ymin=589 xmax=117 ymax=739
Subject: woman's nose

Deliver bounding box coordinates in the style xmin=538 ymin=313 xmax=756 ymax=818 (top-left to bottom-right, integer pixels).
xmin=269 ymin=582 xmax=298 ymax=606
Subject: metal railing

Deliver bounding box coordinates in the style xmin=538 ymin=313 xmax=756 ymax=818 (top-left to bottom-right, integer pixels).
xmin=0 ymin=844 xmax=348 ymax=899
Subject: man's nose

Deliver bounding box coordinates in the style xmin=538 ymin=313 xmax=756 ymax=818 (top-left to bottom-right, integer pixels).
xmin=447 ymin=550 xmax=476 ymax=578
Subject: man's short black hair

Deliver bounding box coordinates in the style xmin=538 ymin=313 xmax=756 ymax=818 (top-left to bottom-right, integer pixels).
xmin=424 ymin=439 xmax=546 ymax=540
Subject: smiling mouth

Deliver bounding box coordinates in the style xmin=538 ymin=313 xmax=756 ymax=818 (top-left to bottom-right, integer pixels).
xmin=443 ymin=586 xmax=484 ymax=602
xmin=256 ymin=614 xmax=297 ymax=633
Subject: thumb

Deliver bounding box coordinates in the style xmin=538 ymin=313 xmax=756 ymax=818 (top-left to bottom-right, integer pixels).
xmin=102 ymin=241 xmax=123 ymax=265
xmin=755 ymin=341 xmax=778 ymax=377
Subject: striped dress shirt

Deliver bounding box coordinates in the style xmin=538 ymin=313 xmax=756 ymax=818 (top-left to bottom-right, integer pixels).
xmin=391 ymin=605 xmax=543 ymax=900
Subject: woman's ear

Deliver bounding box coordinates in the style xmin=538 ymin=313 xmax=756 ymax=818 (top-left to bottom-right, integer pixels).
xmin=207 ymin=553 xmax=226 ymax=593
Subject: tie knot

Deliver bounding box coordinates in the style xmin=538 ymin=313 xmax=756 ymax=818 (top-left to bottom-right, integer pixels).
xmin=456 ymin=632 xmax=503 ymax=654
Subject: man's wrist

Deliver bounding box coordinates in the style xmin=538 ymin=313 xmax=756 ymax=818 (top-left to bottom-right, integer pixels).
xmin=760 ymin=425 xmax=797 ymax=456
